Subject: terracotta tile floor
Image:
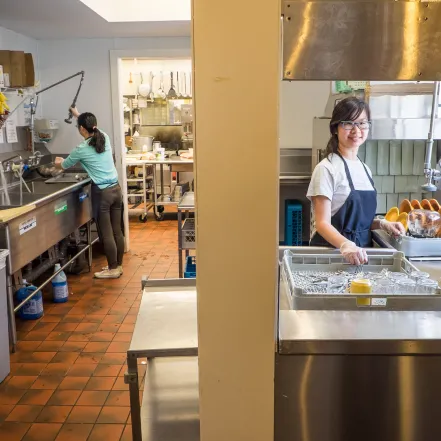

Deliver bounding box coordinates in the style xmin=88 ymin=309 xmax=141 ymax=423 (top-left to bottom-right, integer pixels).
xmin=0 ymin=215 xmax=182 ymax=440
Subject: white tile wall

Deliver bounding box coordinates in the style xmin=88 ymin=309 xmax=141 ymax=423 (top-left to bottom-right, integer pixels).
xmin=370 ymin=139 xmax=437 ymax=214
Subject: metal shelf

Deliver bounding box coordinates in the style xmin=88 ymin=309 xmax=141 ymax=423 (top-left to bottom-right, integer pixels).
xmin=127 ymin=177 xmax=153 ymax=182
xmin=157 ymin=195 xmax=179 ymax=206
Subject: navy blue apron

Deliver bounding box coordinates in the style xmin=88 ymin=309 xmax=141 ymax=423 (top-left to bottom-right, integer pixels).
xmin=310 ymin=153 xmax=377 ymax=248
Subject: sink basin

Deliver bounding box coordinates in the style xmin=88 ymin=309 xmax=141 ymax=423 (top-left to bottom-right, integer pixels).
xmin=10 ymin=181 xmax=68 ymax=194
xmin=0 ymin=193 xmax=48 ymax=209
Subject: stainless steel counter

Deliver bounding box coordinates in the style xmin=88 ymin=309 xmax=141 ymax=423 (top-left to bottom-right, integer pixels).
xmin=0 ymin=176 xmax=93 ymax=352
xmin=275 ymin=246 xmax=441 ymax=441
xmin=125 ymin=155 xmax=193 ymax=165
xmin=0 ymin=178 xmax=92 ymax=273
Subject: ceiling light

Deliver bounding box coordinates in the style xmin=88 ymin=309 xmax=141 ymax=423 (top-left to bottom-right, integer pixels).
xmin=80 ymin=0 xmax=191 ymax=22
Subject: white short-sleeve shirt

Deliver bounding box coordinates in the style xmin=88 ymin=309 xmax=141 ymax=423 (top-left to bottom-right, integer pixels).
xmin=307 ymin=154 xmax=375 ymax=237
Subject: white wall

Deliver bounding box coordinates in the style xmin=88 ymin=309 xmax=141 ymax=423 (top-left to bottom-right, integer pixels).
xmin=38 ymin=37 xmax=191 ymax=154
xmin=0 ymin=25 xmax=39 ymax=154
xmin=38 ymin=36 xmax=329 ymax=153
xmin=279 ymin=80 xmax=330 ymax=149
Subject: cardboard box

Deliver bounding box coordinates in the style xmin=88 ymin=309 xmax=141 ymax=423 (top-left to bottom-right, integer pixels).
xmin=0 ymin=51 xmax=11 ymax=85
xmin=10 ymin=51 xmax=26 ymax=87
xmin=24 ymin=53 xmax=35 ymax=87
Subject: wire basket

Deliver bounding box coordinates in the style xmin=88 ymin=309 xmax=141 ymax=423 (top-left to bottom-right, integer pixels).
xmin=281 ymin=250 xmax=441 ymax=310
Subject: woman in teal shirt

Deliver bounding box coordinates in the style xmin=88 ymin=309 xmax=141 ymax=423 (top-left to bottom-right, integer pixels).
xmin=55 ymin=108 xmax=124 ymax=279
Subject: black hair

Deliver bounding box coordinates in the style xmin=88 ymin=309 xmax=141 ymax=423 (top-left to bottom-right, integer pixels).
xmin=325 ymin=97 xmax=371 ymax=157
xmin=77 ymin=112 xmax=106 ymax=154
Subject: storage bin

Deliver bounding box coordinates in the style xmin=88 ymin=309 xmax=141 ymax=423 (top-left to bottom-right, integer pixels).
xmin=184 ymin=256 xmax=196 ymax=278
xmin=285 ymin=200 xmax=302 ymax=246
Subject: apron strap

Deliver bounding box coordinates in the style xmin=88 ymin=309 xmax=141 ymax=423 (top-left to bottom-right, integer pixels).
xmin=337 ymin=152 xmax=376 ymax=192
xmin=359 ymin=159 xmax=376 ymax=190
xmin=336 ymin=152 xmax=355 ymax=191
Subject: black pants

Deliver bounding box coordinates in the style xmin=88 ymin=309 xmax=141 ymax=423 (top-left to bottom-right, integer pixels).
xmin=92 ymin=184 xmax=124 ymax=270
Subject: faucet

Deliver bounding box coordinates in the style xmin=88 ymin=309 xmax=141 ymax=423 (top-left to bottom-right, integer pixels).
xmin=0 ymin=155 xmax=23 ymax=172
xmin=29 ymin=151 xmax=42 ymax=167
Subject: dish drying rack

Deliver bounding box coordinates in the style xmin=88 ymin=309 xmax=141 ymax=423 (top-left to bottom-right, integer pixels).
xmin=373 ymin=229 xmax=441 ymax=258
xmin=281 ymin=250 xmax=441 ymax=311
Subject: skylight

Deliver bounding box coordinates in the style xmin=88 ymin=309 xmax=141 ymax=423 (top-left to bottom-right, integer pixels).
xmin=79 ymin=0 xmax=191 ymax=22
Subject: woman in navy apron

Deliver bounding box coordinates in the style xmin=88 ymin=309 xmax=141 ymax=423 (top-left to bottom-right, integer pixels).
xmin=307 ymin=97 xmax=405 ymax=265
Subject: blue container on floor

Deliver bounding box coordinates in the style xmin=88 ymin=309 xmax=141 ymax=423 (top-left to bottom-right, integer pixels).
xmin=184 ymin=256 xmax=196 ymax=278
xmin=52 ymin=264 xmax=69 ymax=303
xmin=16 ymin=281 xmax=44 ymax=320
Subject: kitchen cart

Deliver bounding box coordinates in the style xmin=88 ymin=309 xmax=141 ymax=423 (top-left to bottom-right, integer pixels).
xmin=124 ymin=155 xmax=193 ymax=221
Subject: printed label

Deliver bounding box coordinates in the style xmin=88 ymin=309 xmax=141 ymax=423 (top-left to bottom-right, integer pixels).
xmin=23 ymin=298 xmax=43 ymax=316
xmin=53 ymin=283 xmax=68 ymax=300
xmin=371 ymin=298 xmax=387 ymax=306
xmin=19 ymin=216 xmax=37 ymax=235
xmin=54 ymin=200 xmax=68 ymax=215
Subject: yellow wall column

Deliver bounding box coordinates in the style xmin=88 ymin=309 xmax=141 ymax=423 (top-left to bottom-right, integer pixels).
xmin=193 ymin=1 xmax=280 ymax=440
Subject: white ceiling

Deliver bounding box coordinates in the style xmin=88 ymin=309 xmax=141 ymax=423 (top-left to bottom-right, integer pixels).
xmin=0 ymin=0 xmax=191 ymax=40
xmin=80 ymin=0 xmax=191 ymax=22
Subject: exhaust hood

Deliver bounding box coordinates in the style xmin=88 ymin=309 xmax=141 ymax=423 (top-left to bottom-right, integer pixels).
xmin=282 ymin=0 xmax=441 ymax=81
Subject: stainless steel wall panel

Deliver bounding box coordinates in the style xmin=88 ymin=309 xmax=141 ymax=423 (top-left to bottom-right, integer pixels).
xmin=283 ymin=1 xmax=441 ymax=81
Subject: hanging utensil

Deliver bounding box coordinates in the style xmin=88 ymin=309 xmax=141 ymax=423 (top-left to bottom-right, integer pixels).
xmin=129 ymin=72 xmax=133 ymax=84
xmin=176 ymin=72 xmax=182 ymax=98
xmin=138 ymin=72 xmax=150 ymax=97
xmin=155 ymin=71 xmax=166 ymax=99
xmin=167 ymin=72 xmax=178 ymax=99
xmin=189 ymin=72 xmax=192 ymax=98
xmin=148 ymin=72 xmax=155 ymax=102
xmin=183 ymin=72 xmax=188 ymax=98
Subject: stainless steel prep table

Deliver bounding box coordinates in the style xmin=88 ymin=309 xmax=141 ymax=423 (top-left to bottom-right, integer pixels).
xmin=275 ymin=246 xmax=441 ymax=441
xmin=178 ymin=192 xmax=195 ymax=278
xmin=126 ymin=278 xmax=198 ymax=441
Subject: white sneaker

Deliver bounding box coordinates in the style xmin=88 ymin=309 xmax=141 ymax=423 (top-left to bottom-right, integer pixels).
xmin=101 ymin=265 xmax=123 ymax=275
xmin=94 ymin=268 xmax=121 ymax=279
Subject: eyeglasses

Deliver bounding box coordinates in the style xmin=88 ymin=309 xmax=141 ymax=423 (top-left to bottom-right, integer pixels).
xmin=340 ymin=121 xmax=371 ymax=131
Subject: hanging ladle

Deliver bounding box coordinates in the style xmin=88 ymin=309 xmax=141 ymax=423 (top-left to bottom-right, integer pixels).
xmin=167 ymin=72 xmax=178 ymax=99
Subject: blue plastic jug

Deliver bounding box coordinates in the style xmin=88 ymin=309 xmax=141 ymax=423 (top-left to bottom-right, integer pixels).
xmin=16 ymin=280 xmax=44 ymax=320
xmin=52 ymin=264 xmax=68 ymax=303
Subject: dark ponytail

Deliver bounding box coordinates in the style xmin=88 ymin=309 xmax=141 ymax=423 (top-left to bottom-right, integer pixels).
xmin=325 ymin=97 xmax=371 ymax=158
xmin=77 ymin=112 xmax=106 ymax=154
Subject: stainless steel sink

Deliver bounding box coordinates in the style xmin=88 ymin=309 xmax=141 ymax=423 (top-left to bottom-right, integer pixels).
xmin=45 ymin=173 xmax=89 ymax=184
xmin=0 ymin=193 xmax=48 ymax=209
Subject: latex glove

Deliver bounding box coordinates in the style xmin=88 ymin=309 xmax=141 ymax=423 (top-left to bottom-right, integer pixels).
xmin=340 ymin=240 xmax=368 ymax=266
xmin=379 ymin=219 xmax=405 ymax=237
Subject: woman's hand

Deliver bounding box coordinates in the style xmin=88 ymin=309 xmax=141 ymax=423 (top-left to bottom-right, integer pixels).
xmin=379 ymin=219 xmax=406 ymax=237
xmin=340 ymin=241 xmax=368 ymax=265
xmin=70 ymin=106 xmax=80 ymax=118
xmin=54 ymin=157 xmax=64 ymax=169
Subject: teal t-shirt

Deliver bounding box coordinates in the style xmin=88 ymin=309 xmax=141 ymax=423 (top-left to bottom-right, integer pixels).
xmin=62 ymin=131 xmax=119 ymax=189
